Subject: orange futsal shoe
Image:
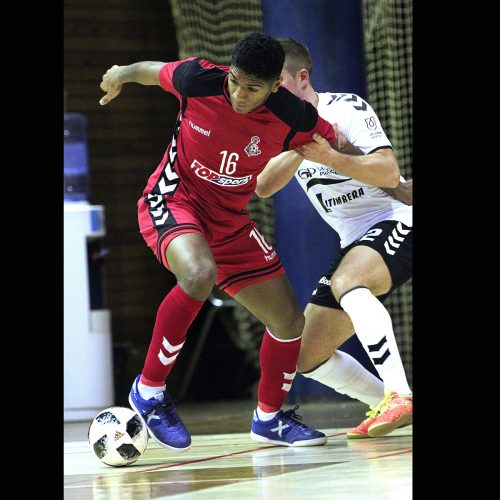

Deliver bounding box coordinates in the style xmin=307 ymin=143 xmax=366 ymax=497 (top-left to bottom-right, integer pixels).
xmin=367 ymin=391 xmax=412 ymax=438
xmin=346 ymin=406 xmax=381 ymax=439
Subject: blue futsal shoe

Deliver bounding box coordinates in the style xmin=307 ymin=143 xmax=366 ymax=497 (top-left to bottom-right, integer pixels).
xmin=128 ymin=374 xmax=191 ymax=451
xmin=250 ymin=405 xmax=327 ymax=446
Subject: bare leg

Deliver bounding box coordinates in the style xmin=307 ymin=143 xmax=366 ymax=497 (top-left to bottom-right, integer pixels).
xmin=332 ymin=245 xmax=411 ymax=395
xmin=234 ymin=274 xmax=304 ymax=340
xmin=298 ymin=303 xmax=384 ymax=407
xmin=298 ymin=303 xmax=354 ymax=372
xmin=234 ymin=275 xmax=304 ymax=411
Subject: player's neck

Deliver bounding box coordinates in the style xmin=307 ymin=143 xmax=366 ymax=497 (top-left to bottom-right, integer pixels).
xmin=304 ymin=86 xmax=319 ymax=108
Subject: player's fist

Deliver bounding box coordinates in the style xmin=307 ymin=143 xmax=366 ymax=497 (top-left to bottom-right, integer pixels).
xmin=99 ymin=65 xmax=123 ymax=105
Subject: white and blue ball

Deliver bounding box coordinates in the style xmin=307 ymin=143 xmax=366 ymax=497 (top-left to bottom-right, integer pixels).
xmin=88 ymin=406 xmax=148 ymax=466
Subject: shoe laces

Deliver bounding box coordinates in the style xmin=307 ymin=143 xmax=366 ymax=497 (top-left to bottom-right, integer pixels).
xmin=281 ymin=405 xmax=307 ymax=429
xmin=377 ymin=390 xmax=403 ymax=413
xmin=143 ymin=392 xmax=181 ymax=426
xmin=364 ymin=391 xmax=395 ymax=420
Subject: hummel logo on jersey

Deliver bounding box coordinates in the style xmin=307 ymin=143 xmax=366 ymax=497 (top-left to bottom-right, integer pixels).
xmin=244 ymin=136 xmax=261 ymax=157
xmin=190 ymin=159 xmax=252 ymax=187
xmin=188 ymin=119 xmax=211 ymax=137
xmin=326 ymin=93 xmax=368 ymax=111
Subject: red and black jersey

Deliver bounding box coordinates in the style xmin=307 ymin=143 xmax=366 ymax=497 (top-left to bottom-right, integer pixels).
xmin=143 ymin=57 xmax=335 ymax=214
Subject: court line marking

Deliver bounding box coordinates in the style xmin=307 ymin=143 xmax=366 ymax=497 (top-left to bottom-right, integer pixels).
xmin=367 ymin=449 xmax=412 ymax=460
xmin=65 ymin=430 xmax=411 ymax=488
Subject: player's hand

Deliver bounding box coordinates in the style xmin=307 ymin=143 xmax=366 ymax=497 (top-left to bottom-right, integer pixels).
xmin=381 ymin=178 xmax=413 ymax=205
xmin=99 ymin=65 xmax=123 ymax=105
xmin=333 ymin=123 xmax=347 ymax=151
xmin=296 ymin=133 xmax=333 ymax=163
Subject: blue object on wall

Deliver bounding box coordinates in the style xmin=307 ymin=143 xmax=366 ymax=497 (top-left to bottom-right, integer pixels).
xmin=262 ymin=0 xmax=380 ymax=401
xmin=64 ymin=113 xmax=90 ymax=202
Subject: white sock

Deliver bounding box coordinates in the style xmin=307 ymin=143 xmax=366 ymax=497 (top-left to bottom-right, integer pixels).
xmin=340 ymin=287 xmax=412 ymax=395
xmin=138 ymin=380 xmax=166 ymax=400
xmin=302 ymin=350 xmax=384 ymax=407
xmin=256 ymin=407 xmax=278 ymax=421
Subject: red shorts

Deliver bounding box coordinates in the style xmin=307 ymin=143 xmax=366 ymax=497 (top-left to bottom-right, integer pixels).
xmin=137 ymin=190 xmax=284 ymax=297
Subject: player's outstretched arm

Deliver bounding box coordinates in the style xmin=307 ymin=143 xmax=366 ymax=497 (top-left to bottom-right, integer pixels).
xmin=297 ymin=133 xmax=400 ymax=188
xmin=256 ymin=122 xmax=363 ymax=198
xmin=99 ymin=61 xmax=165 ymax=105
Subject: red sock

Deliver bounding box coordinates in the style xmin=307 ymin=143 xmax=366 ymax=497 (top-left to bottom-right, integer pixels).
xmin=258 ymin=328 xmax=301 ymax=412
xmin=141 ymin=284 xmax=205 ymax=385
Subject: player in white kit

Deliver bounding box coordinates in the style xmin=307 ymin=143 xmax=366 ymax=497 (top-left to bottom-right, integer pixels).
xmin=257 ymin=38 xmax=412 ymax=438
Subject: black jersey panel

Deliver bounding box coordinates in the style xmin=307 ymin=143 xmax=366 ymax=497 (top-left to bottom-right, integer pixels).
xmin=266 ymin=87 xmax=319 ymax=132
xmin=172 ymin=58 xmax=227 ymax=97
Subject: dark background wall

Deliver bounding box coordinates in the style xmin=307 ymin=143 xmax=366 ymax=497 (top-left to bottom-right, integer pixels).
xmin=64 ymin=0 xmax=180 ymax=404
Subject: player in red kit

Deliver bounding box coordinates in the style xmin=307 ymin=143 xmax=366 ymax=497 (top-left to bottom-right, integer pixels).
xmin=99 ymin=32 xmax=350 ymax=451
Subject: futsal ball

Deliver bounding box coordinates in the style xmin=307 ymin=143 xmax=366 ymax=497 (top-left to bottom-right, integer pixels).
xmin=88 ymin=406 xmax=149 ymax=466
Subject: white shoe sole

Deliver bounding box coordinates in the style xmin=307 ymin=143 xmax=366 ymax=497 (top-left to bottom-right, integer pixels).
xmin=250 ymin=431 xmax=327 ymax=447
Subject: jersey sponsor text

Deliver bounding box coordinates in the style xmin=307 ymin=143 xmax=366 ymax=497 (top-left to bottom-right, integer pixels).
xmin=316 ymin=187 xmax=365 ymax=212
xmin=190 ymin=159 xmax=252 ymax=187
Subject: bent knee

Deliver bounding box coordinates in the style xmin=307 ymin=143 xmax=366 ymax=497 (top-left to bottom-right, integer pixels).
xmin=296 ymin=339 xmax=332 ymax=373
xmin=178 ymin=261 xmax=217 ymax=299
xmin=330 ymin=273 xmax=362 ymax=302
xmin=296 ymin=355 xmax=320 ymax=374
xmin=331 ymin=272 xmax=391 ymax=300
xmin=267 ymin=309 xmax=304 ymax=341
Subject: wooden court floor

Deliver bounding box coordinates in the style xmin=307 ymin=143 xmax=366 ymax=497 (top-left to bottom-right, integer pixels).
xmin=64 ymin=399 xmax=412 ymax=499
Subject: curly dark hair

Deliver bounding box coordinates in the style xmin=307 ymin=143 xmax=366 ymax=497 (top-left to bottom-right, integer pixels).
xmin=230 ymin=32 xmax=285 ymax=81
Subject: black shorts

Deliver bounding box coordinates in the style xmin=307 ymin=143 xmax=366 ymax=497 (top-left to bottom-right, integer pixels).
xmin=309 ymin=220 xmax=412 ymax=310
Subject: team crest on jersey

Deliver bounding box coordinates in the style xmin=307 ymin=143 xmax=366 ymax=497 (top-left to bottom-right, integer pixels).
xmin=244 ymin=136 xmax=261 ymax=157
xmin=365 ymin=116 xmax=377 ymax=130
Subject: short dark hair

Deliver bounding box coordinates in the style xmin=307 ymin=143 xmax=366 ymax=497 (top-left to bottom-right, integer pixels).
xmin=230 ymin=32 xmax=285 ymax=81
xmin=278 ymin=37 xmax=313 ymax=78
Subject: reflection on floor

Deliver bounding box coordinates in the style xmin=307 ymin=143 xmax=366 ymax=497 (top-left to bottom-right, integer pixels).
xmin=64 ymin=399 xmax=412 ymax=499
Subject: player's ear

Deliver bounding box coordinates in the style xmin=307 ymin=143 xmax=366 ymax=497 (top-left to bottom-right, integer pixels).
xmin=299 ymin=69 xmax=310 ymax=87
xmin=271 ymin=76 xmax=282 ymax=93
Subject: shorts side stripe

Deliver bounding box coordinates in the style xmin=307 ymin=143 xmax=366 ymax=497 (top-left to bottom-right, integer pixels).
xmin=156 ymin=223 xmax=202 ymax=262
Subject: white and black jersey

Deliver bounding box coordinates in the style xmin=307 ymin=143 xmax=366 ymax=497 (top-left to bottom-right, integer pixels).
xmin=294 ymin=92 xmax=412 ymax=248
